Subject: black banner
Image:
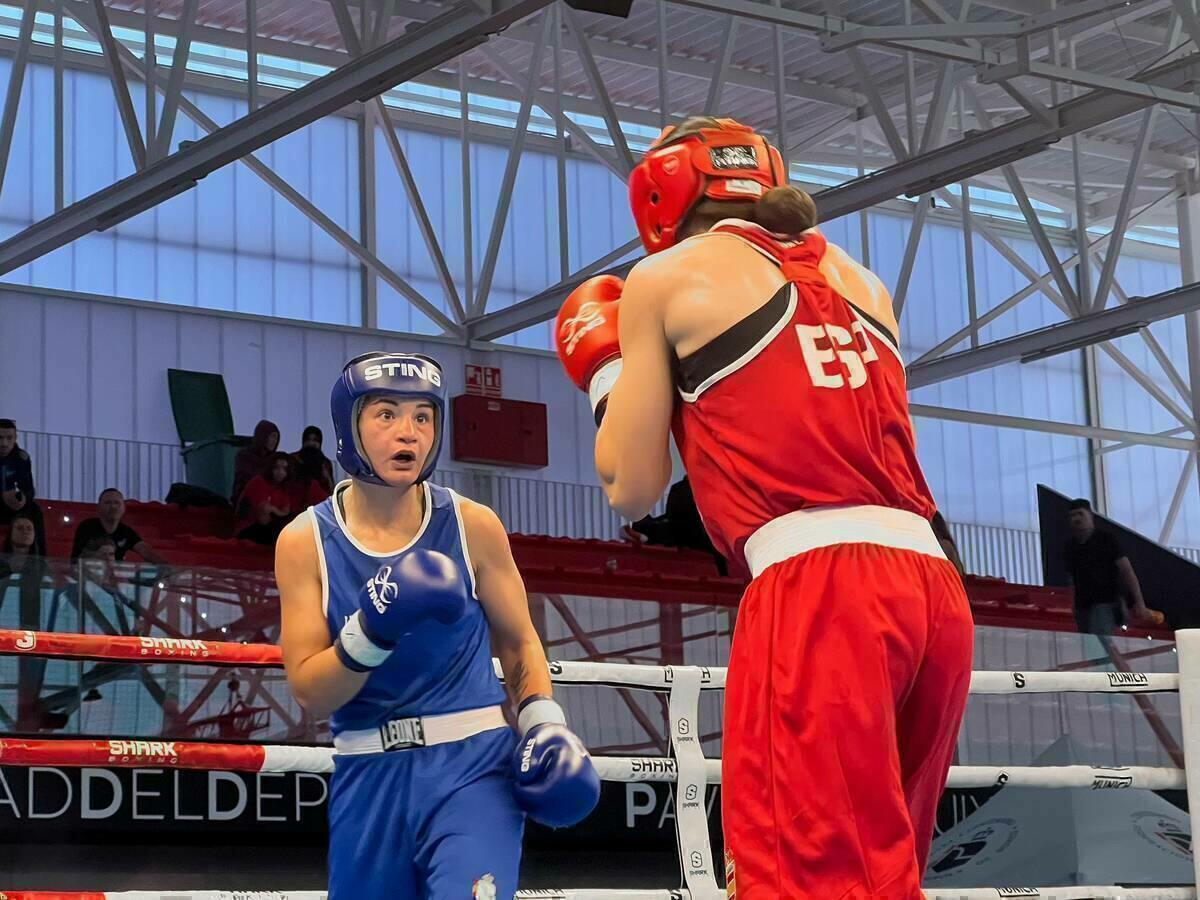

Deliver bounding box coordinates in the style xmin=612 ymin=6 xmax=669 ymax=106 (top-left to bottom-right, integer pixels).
xmin=0 ymin=765 xmax=1031 ymax=848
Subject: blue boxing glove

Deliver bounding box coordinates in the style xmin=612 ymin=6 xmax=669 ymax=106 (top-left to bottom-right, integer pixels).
xmin=334 ymin=549 xmax=469 ymax=672
xmin=511 ymin=695 xmax=601 ymax=828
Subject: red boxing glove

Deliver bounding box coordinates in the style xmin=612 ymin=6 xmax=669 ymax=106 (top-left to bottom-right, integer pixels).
xmin=556 ymin=275 xmax=624 ymax=424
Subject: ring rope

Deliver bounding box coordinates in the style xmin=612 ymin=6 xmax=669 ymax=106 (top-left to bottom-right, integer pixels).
xmin=0 ymin=630 xmax=1179 ymax=695
xmin=0 ymin=887 xmax=1193 ymax=899
xmin=0 ymin=739 xmax=1185 ymax=790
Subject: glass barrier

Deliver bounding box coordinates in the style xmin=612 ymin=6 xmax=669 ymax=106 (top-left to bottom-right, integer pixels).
xmin=0 ymin=553 xmax=1183 ymax=771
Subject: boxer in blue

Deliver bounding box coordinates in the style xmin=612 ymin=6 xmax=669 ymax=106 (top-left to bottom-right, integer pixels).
xmin=276 ymin=351 xmax=599 ymax=899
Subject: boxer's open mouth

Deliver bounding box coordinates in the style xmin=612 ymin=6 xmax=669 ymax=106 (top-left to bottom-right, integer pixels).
xmin=392 ymin=450 xmax=417 ymax=464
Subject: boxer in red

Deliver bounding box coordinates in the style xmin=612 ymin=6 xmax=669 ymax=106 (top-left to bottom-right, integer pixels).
xmin=555 ymin=117 xmax=974 ymax=899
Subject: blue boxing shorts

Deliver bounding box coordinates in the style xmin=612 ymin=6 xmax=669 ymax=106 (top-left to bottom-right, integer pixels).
xmin=328 ymin=726 xmax=524 ymax=899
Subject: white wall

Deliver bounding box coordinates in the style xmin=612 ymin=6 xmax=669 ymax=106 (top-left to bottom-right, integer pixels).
xmin=0 ymin=285 xmax=603 ymax=486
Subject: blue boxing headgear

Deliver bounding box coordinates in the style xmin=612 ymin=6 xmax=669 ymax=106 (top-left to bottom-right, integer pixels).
xmin=331 ymin=351 xmax=446 ymax=485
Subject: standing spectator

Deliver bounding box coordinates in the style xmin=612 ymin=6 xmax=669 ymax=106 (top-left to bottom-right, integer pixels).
xmin=232 ymin=420 xmax=280 ymax=504
xmin=291 ymin=444 xmax=333 ymax=511
xmin=0 ymin=419 xmax=46 ymax=556
xmin=236 ymin=452 xmax=294 ymax=545
xmin=294 ymin=425 xmax=335 ymax=494
xmin=1064 ymin=498 xmax=1155 ymax=636
xmin=70 ymin=488 xmax=167 ymax=564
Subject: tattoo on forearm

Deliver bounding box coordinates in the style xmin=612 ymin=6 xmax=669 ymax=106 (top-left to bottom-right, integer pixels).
xmin=507 ymin=656 xmax=532 ymax=702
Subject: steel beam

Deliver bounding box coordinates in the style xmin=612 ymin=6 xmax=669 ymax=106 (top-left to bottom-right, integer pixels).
xmin=145 ymin=0 xmax=157 ymax=147
xmin=0 ymin=0 xmax=556 ymax=276
xmin=658 ymin=0 xmax=670 ymax=126
xmin=818 ymin=51 xmax=1200 ymax=223
xmin=1092 ymin=109 xmax=1158 ymax=312
xmin=561 ymin=4 xmax=634 ymax=174
xmin=1159 ymin=452 xmax=1196 ymax=543
xmin=907 ymin=280 xmax=1200 ymax=389
xmin=909 ymin=403 xmax=1197 ymax=451
xmin=978 ymin=59 xmax=1200 ymax=110
xmin=152 ymin=0 xmax=200 ymax=161
xmin=911 ymin=188 xmax=1177 ymax=365
xmin=704 ymin=16 xmax=738 ymax=116
xmin=459 ymin=55 xmax=474 ymax=307
xmin=61 ymin=0 xmax=462 ymax=336
xmin=358 ymin=104 xmax=378 ymax=329
xmin=246 ymin=0 xmax=258 ymax=112
xmin=87 ymin=0 xmax=146 ymax=171
xmin=332 ymin=5 xmax=467 ymax=323
xmin=473 ymin=13 xmax=552 ymax=316
xmin=477 ymin=44 xmax=627 ymax=180
xmin=771 ymin=0 xmax=788 ymax=170
xmin=824 ymin=0 xmax=1137 ymax=50
xmin=553 ymin=4 xmax=569 ymax=281
xmin=53 ymin=0 xmax=64 ymax=211
xmin=1177 ymin=187 xmax=1200 ymax=526
xmin=468 ymin=237 xmax=642 ymax=341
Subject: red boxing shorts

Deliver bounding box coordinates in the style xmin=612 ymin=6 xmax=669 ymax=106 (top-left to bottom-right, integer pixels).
xmin=723 ymin=506 xmax=974 ymax=900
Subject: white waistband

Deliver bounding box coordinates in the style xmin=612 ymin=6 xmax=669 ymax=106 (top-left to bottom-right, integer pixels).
xmin=743 ymin=505 xmax=945 ymax=579
xmin=333 ymin=704 xmax=508 ymax=756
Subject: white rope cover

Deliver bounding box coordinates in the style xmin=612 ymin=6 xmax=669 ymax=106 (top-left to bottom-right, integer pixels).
xmin=493 ymin=658 xmax=727 ymax=690
xmin=969 ymin=671 xmax=1179 ymax=694
xmin=224 ymin=749 xmax=1199 ymax=793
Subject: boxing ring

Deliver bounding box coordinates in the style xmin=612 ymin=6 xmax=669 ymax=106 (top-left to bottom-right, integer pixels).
xmin=0 ymin=627 xmax=1197 ymax=900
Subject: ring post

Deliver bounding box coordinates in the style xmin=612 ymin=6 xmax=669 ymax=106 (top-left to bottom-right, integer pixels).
xmin=1173 ymin=628 xmax=1200 ymax=889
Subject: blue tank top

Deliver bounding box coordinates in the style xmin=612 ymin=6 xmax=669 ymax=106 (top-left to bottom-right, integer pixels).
xmin=311 ymin=481 xmax=507 ymax=735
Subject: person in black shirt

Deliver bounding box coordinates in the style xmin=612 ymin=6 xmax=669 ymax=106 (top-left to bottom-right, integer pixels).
xmin=624 ymin=477 xmax=728 ymax=576
xmin=1063 ymin=498 xmax=1152 ymax=635
xmin=0 ymin=419 xmax=46 ymax=556
xmin=70 ymin=487 xmax=167 ymax=564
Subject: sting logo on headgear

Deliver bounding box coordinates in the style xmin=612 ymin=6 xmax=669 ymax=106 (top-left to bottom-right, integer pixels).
xmin=628 ymin=117 xmax=786 ymax=254
xmin=330 ymin=351 xmax=447 ymax=486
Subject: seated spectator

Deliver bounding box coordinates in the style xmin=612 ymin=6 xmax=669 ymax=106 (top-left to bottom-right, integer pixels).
xmin=78 ymin=535 xmax=120 ymax=593
xmin=65 ymin=535 xmax=142 ymax=634
xmin=0 ymin=511 xmax=40 ymax=581
xmin=70 ymin=488 xmax=167 ymax=565
xmin=295 ymin=425 xmax=335 ymax=494
xmin=0 ymin=419 xmax=47 ymax=556
xmin=624 ymin=477 xmax=728 ymax=576
xmin=233 ymin=419 xmax=280 ymax=504
xmin=292 ymin=445 xmax=333 ymax=511
xmin=237 ymin=452 xmax=294 ymax=546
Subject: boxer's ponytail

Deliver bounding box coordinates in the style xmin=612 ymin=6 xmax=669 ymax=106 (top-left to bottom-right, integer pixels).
xmin=752 ymin=185 xmax=818 ymax=235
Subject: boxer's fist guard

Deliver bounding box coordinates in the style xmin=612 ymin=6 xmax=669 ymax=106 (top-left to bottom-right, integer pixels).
xmin=511 ymin=696 xmax=600 ymax=828
xmin=334 ymin=550 xmax=469 ymax=672
xmin=556 ymin=275 xmax=624 ymax=425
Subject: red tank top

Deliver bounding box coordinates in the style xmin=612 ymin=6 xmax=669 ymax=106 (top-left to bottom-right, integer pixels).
xmin=671 ymin=221 xmax=936 ymax=567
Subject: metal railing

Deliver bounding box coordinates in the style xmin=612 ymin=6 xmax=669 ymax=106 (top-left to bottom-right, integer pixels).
xmin=18 ymin=431 xmax=1200 ymax=584
xmin=19 ymin=430 xmax=184 ymax=504
xmin=950 ymin=521 xmax=1045 ymax=585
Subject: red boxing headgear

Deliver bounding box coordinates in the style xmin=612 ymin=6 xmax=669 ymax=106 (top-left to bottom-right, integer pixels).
xmin=628 ymin=118 xmax=787 ymax=254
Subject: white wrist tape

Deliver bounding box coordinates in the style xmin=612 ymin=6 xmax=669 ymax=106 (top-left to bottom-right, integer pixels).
xmin=518 ymin=697 xmax=567 ymax=736
xmin=588 ymin=358 xmax=623 ymax=414
xmin=337 ymin=610 xmax=392 ymax=669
